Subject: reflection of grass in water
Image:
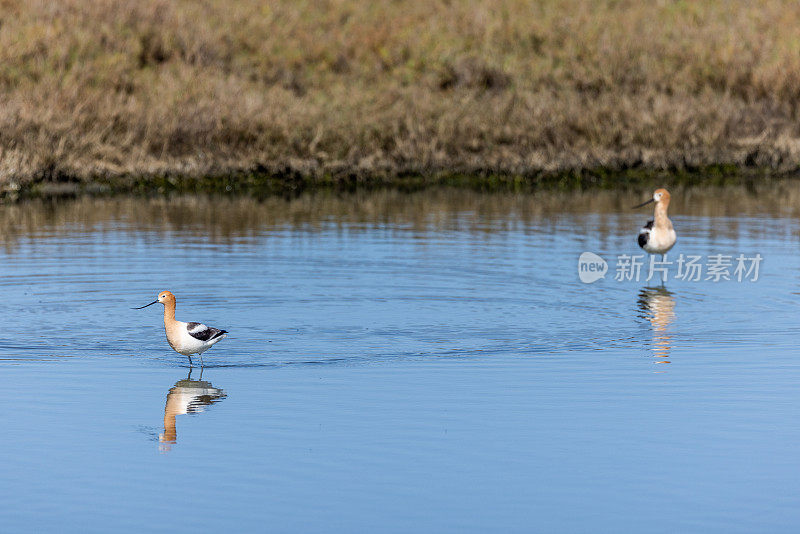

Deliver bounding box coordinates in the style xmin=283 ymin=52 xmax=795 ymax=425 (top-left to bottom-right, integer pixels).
xmin=3 ymin=180 xmax=800 ymax=249
xmin=3 ymin=1 xmax=800 ymax=190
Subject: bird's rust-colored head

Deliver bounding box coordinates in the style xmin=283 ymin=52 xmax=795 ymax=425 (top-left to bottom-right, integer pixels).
xmin=653 ymin=188 xmax=670 ymax=205
xmin=633 ymin=188 xmax=671 ymax=209
xmin=157 ymin=290 xmax=176 ymax=306
xmin=133 ymin=290 xmax=176 ymax=310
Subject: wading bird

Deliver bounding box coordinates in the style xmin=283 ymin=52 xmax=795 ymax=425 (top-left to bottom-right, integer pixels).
xmin=134 ymin=290 xmax=227 ymax=366
xmin=634 ymin=188 xmax=676 ymax=260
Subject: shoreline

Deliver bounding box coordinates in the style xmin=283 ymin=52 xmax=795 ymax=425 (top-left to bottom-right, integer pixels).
xmin=2 ymin=164 xmax=790 ymax=201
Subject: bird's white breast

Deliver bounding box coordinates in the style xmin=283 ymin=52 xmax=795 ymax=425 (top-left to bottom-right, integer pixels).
xmin=643 ymin=227 xmax=677 ymax=255
xmin=167 ymin=321 xmax=208 ymax=355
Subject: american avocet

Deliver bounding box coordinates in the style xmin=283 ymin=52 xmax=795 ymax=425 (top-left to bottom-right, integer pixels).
xmin=134 ymin=290 xmax=228 ymax=366
xmin=634 ymin=188 xmax=676 ymax=260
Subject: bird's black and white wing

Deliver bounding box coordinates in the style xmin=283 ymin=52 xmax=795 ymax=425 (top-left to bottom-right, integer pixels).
xmin=638 ymin=220 xmax=653 ymax=249
xmin=186 ymin=322 xmax=228 ymax=342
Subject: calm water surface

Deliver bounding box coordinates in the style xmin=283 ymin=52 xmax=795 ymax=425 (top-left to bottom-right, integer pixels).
xmin=2 ymin=185 xmax=800 ymax=532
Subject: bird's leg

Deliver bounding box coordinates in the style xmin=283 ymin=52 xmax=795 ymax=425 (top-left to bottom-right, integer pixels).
xmin=199 ymin=352 xmax=204 ymax=368
xmin=187 ymin=354 xmax=193 ymax=367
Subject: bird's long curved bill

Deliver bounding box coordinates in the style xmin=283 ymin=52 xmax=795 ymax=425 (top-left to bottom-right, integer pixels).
xmin=132 ymin=300 xmax=158 ymax=310
xmin=632 ymin=198 xmax=655 ymax=209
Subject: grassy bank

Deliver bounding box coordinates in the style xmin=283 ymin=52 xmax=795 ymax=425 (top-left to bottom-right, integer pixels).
xmin=3 ymin=0 xmax=800 ymax=196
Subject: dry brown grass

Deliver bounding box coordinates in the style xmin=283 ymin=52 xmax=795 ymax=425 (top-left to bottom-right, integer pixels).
xmin=3 ymin=0 xmax=800 ymax=191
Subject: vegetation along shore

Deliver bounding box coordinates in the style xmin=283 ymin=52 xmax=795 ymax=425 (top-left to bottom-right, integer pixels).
xmin=3 ymin=0 xmax=800 ymax=197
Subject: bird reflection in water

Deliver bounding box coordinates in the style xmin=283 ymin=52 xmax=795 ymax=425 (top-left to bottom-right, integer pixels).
xmin=159 ymin=369 xmax=226 ymax=452
xmin=638 ymin=287 xmax=676 ymax=364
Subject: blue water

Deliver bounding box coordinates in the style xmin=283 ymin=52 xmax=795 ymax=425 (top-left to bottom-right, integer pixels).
xmin=1 ymin=190 xmax=799 ymax=532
